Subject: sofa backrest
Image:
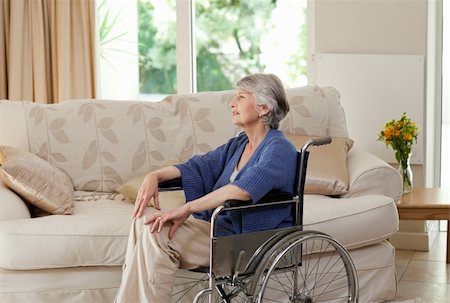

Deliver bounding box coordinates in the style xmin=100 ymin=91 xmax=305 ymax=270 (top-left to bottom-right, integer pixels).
xmin=0 ymin=86 xmax=348 ymax=192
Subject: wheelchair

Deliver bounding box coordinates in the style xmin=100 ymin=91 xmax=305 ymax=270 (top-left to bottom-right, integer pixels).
xmin=162 ymin=137 xmax=359 ymax=303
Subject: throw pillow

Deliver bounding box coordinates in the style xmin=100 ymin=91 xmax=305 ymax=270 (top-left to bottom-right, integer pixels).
xmin=285 ymin=133 xmax=354 ymax=195
xmin=117 ymin=159 xmax=179 ymax=202
xmin=117 ymin=175 xmax=185 ymax=210
xmin=0 ymin=146 xmax=74 ymax=214
xmin=116 ymin=175 xmax=145 ymax=202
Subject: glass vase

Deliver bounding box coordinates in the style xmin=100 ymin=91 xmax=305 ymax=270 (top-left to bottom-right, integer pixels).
xmin=398 ymin=153 xmax=413 ymax=194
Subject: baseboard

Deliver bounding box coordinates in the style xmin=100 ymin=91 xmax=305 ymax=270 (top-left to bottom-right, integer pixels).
xmin=389 ymin=220 xmax=440 ymax=251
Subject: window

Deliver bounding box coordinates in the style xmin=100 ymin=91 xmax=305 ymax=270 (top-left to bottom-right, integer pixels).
xmin=138 ymin=0 xmax=177 ymax=95
xmin=97 ymin=0 xmax=140 ymax=100
xmin=97 ymin=0 xmax=308 ymax=101
xmin=195 ymin=0 xmax=307 ymax=92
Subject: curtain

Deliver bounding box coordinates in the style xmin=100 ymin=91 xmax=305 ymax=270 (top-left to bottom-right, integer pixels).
xmin=0 ymin=0 xmax=96 ymax=103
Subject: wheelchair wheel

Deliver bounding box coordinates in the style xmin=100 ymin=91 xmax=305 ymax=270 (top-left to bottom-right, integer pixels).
xmin=174 ymin=270 xmax=252 ymax=303
xmin=252 ymin=230 xmax=358 ymax=303
xmin=193 ymin=281 xmax=252 ymax=303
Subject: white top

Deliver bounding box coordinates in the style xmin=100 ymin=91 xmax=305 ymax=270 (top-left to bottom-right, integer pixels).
xmin=229 ymin=166 xmax=239 ymax=182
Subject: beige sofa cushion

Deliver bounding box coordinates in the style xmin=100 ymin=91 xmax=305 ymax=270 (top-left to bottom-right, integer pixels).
xmin=303 ymin=194 xmax=398 ymax=250
xmin=0 ymin=195 xmax=132 ymax=270
xmin=0 ymin=191 xmax=397 ymax=270
xmin=0 ymin=181 xmax=31 ymax=220
xmin=0 ymin=146 xmax=74 ymax=215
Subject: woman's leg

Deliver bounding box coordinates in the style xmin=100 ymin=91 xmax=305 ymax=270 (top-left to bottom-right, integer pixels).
xmin=115 ymin=207 xmax=211 ymax=303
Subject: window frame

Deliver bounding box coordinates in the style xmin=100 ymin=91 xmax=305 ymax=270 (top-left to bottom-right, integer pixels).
xmin=176 ymin=0 xmax=195 ymax=94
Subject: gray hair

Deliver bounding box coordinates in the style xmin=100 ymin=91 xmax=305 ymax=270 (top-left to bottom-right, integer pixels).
xmin=236 ymin=73 xmax=289 ymax=129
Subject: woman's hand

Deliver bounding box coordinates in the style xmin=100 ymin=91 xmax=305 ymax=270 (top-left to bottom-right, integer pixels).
xmin=144 ymin=204 xmax=192 ymax=239
xmin=133 ymin=173 xmax=161 ymax=218
xmin=132 ymin=166 xmax=182 ymax=219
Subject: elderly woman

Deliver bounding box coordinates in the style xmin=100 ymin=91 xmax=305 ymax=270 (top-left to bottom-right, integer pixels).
xmin=115 ymin=73 xmax=297 ymax=302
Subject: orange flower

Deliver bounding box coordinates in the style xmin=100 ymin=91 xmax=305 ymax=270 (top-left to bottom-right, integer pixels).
xmin=384 ymin=127 xmax=392 ymax=139
xmin=404 ymin=133 xmax=412 ymax=141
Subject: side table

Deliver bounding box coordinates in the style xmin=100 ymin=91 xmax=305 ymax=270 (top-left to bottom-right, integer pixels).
xmin=396 ymin=187 xmax=450 ymax=263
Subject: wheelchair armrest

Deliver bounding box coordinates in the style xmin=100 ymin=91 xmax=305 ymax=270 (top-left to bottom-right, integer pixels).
xmin=259 ymin=191 xmax=294 ymax=203
xmin=158 ymin=177 xmax=183 ymax=191
xmin=224 ymin=199 xmax=252 ymax=208
xmin=223 ymin=191 xmax=294 ymax=208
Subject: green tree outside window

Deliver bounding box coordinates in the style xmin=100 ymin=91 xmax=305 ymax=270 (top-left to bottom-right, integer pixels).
xmin=137 ymin=0 xmax=307 ymax=94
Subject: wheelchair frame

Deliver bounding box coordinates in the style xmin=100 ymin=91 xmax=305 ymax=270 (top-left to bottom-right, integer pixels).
xmin=167 ymin=138 xmax=359 ymax=303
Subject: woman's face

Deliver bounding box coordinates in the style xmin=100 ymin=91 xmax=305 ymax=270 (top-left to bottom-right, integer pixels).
xmin=229 ymin=89 xmax=261 ymax=127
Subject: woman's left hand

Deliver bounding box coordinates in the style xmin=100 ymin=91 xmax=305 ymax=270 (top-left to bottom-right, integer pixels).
xmin=144 ymin=204 xmax=192 ymax=239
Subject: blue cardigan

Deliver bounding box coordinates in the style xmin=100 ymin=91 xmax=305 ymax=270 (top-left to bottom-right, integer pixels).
xmin=175 ymin=128 xmax=297 ymax=235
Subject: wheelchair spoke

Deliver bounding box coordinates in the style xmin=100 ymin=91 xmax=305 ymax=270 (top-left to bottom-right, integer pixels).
xmin=266 ymin=270 xmax=294 ymax=298
xmin=317 ymin=268 xmax=347 ymax=297
xmin=305 ymin=244 xmax=344 ymax=299
xmin=173 ymin=282 xmax=205 ymax=302
xmin=173 ymin=272 xmax=212 ymax=303
xmin=173 ymin=277 xmax=208 ymax=287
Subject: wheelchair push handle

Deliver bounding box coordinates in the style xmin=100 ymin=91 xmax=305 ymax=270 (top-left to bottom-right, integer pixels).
xmin=310 ymin=136 xmax=332 ymax=146
xmin=299 ymin=136 xmax=332 ymax=154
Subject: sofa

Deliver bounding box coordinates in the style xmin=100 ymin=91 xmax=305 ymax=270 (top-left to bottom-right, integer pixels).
xmin=0 ymin=86 xmax=401 ymax=302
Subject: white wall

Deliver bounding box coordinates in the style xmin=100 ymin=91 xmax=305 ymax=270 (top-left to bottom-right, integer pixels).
xmin=311 ymin=0 xmax=428 ymax=187
xmin=310 ymin=0 xmax=438 ymax=250
xmin=313 ymin=0 xmax=427 ymax=55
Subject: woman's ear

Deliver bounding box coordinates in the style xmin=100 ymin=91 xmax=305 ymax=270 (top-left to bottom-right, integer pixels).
xmin=260 ymin=105 xmax=271 ymax=116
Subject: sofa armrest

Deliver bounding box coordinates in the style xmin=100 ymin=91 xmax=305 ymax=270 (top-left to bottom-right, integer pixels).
xmin=343 ymin=148 xmax=402 ymax=202
xmin=0 ymin=181 xmax=31 ymax=221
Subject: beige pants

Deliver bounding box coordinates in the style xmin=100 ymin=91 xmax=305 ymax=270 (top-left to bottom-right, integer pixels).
xmin=114 ymin=208 xmax=211 ymax=303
